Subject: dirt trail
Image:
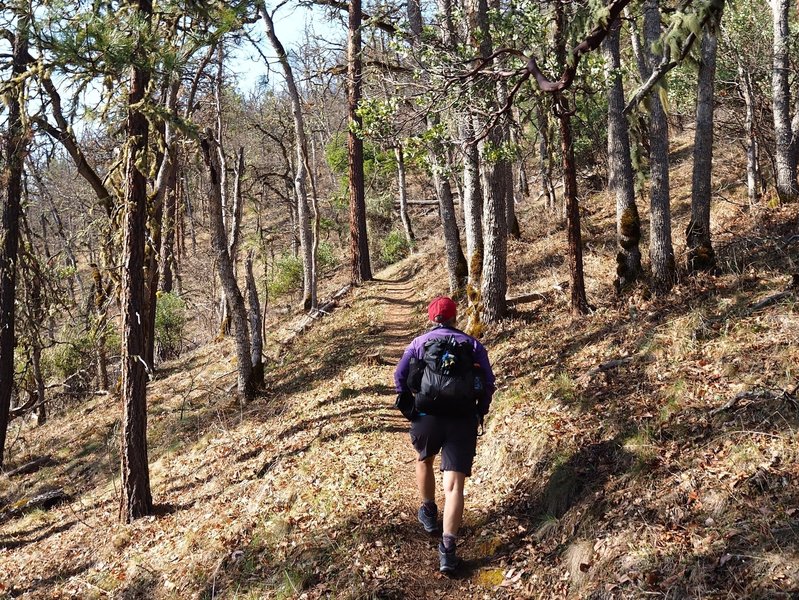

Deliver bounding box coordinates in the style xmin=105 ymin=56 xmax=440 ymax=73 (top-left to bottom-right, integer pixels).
xmin=351 ymin=267 xmax=491 ymax=598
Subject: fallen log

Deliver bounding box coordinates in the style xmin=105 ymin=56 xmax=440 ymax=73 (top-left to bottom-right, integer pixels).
xmin=710 ymin=385 xmax=798 ymax=416
xmin=4 ymin=456 xmax=56 ymax=478
xmin=586 ymin=356 xmax=635 ymax=377
xmin=507 ymin=282 xmax=569 ymax=306
xmin=281 ymin=284 xmax=352 ymax=344
xmin=0 ymin=489 xmax=69 ymax=523
xmin=749 ymin=290 xmax=793 ymax=312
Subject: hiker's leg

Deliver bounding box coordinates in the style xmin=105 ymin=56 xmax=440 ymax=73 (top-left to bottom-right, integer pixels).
xmin=442 ymin=470 xmax=466 ymax=535
xmin=416 ymin=456 xmax=436 ymax=502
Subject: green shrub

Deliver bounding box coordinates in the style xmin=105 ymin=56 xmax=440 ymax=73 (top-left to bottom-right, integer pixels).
xmin=50 ymin=331 xmax=96 ymax=395
xmin=317 ymin=241 xmax=338 ymax=273
xmin=380 ymin=230 xmax=411 ymax=265
xmin=271 ymin=254 xmax=304 ymax=296
xmin=155 ymin=292 xmax=187 ymax=360
xmin=367 ymin=193 xmax=394 ymax=225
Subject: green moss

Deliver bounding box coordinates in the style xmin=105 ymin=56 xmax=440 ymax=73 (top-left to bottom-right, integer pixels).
xmin=619 ymin=206 xmax=641 ymax=248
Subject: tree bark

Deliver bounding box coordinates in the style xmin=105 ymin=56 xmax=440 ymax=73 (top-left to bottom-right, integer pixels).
xmin=0 ymin=15 xmax=28 ymax=467
xmin=474 ymin=0 xmax=508 ymax=322
xmin=395 ymin=145 xmax=414 ymax=245
xmin=461 ymin=128 xmax=484 ymax=287
xmin=411 ymin=0 xmax=466 ymax=294
xmin=558 ymin=103 xmax=591 ymax=314
xmin=428 ymin=119 xmax=467 ymax=294
xmin=259 ymin=4 xmax=318 ymax=307
xmin=771 ymin=0 xmax=798 ymax=202
xmin=119 ymin=0 xmax=154 ymax=522
xmin=159 ymin=170 xmax=178 ymax=293
xmin=201 ymin=132 xmax=255 ymax=400
xmin=245 ymin=252 xmax=264 ymax=386
xmin=738 ymin=64 xmax=762 ymax=208
xmin=603 ymin=19 xmax=642 ymax=291
xmin=536 ymin=101 xmax=557 ymax=213
xmin=507 ymin=122 xmax=522 ymax=239
xmin=642 ymin=0 xmax=675 ymax=294
xmin=348 ymin=0 xmax=373 ymax=284
xmin=687 ymin=12 xmax=721 ymax=273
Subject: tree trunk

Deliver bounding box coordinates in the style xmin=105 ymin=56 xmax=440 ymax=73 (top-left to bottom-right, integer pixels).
xmin=536 ymin=102 xmax=557 ymax=213
xmin=507 ymin=122 xmax=522 ymax=239
xmin=201 ymin=132 xmax=255 ymax=400
xmin=143 ymin=183 xmax=163 ymax=370
xmin=687 ymin=13 xmax=721 ymax=273
xmin=738 ymin=64 xmax=762 ymax=208
xmin=32 ymin=342 xmax=45 ymax=425
xmin=245 ymin=252 xmax=264 ymax=386
xmin=395 ymin=145 xmax=414 ymax=245
xmin=604 ymin=19 xmax=642 ymax=291
xmin=159 ymin=172 xmax=177 ymax=294
xmin=228 ymin=147 xmax=245 ymax=269
xmin=771 ymin=0 xmax=798 ymax=202
xmin=259 ymin=4 xmax=318 ymax=307
xmin=412 ymin=0 xmax=466 ymax=294
xmin=428 ymin=118 xmax=467 ymax=294
xmin=91 ymin=263 xmax=110 ymax=391
xmin=558 ymin=104 xmax=591 ymax=314
xmin=347 ymin=0 xmax=373 ymax=284
xmin=461 ymin=130 xmax=484 ymax=287
xmin=0 ymin=12 xmax=28 ymax=469
xmin=474 ymin=0 xmax=508 ymax=322
xmin=119 ymin=0 xmax=154 ymax=522
xmin=642 ymin=0 xmax=675 ymax=294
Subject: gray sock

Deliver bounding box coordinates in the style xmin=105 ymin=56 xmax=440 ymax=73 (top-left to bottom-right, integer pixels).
xmin=442 ymin=533 xmax=457 ymax=551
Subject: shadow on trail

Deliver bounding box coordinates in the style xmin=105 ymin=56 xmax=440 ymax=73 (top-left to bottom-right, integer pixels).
xmin=211 ymin=500 xmax=470 ymax=599
xmin=0 ymin=519 xmax=78 ymax=551
xmin=278 ymin=404 xmax=396 ymax=441
xmin=8 ymin=562 xmax=93 ymax=597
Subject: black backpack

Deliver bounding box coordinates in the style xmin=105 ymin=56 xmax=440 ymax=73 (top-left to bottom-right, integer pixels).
xmin=409 ymin=335 xmax=484 ymax=417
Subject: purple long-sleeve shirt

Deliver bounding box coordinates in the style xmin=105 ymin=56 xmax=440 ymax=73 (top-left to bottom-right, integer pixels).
xmin=394 ymin=325 xmax=496 ymax=414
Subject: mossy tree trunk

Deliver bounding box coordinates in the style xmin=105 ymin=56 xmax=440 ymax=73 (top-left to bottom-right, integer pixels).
xmin=603 ymin=19 xmax=642 ymax=291
xmin=687 ymin=10 xmax=722 ymax=273
xmin=642 ymin=0 xmax=675 ymax=294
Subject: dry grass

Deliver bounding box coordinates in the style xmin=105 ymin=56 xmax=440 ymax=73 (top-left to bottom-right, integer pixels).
xmin=2 ymin=127 xmax=799 ymax=599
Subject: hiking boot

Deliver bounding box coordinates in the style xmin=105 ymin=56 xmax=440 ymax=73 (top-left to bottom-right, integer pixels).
xmin=438 ymin=542 xmax=459 ymax=573
xmin=417 ymin=503 xmax=438 ymax=533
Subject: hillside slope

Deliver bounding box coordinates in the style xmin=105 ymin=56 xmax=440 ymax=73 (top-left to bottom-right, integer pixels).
xmin=2 ymin=140 xmax=799 ymax=599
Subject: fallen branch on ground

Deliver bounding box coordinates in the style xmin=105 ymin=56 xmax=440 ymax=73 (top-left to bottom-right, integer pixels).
xmin=0 ymin=489 xmax=68 ymax=524
xmin=4 ymin=455 xmax=55 ymax=478
xmin=749 ymin=290 xmax=793 ymax=312
xmin=281 ymin=284 xmax=352 ymax=345
xmin=586 ymin=356 xmax=635 ymax=377
xmin=710 ymin=385 xmax=798 ymax=416
xmin=507 ymin=282 xmax=569 ymax=306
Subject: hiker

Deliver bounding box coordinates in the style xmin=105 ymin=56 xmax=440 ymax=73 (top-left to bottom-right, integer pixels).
xmin=393 ymin=296 xmax=495 ymax=573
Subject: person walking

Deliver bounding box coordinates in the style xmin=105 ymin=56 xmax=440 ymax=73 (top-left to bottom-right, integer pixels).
xmin=394 ymin=296 xmax=495 ymax=573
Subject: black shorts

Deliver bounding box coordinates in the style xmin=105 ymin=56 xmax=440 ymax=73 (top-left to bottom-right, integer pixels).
xmin=410 ymin=414 xmax=479 ymax=476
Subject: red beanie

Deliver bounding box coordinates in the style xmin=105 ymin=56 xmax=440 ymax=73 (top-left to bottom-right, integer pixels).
xmin=428 ymin=296 xmax=457 ymax=323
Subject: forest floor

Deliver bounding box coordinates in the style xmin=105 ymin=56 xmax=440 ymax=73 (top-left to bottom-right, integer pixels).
xmin=3 ymin=130 xmax=799 ymax=599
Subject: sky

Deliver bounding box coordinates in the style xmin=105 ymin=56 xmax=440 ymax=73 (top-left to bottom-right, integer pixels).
xmin=232 ymin=3 xmax=345 ymax=94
